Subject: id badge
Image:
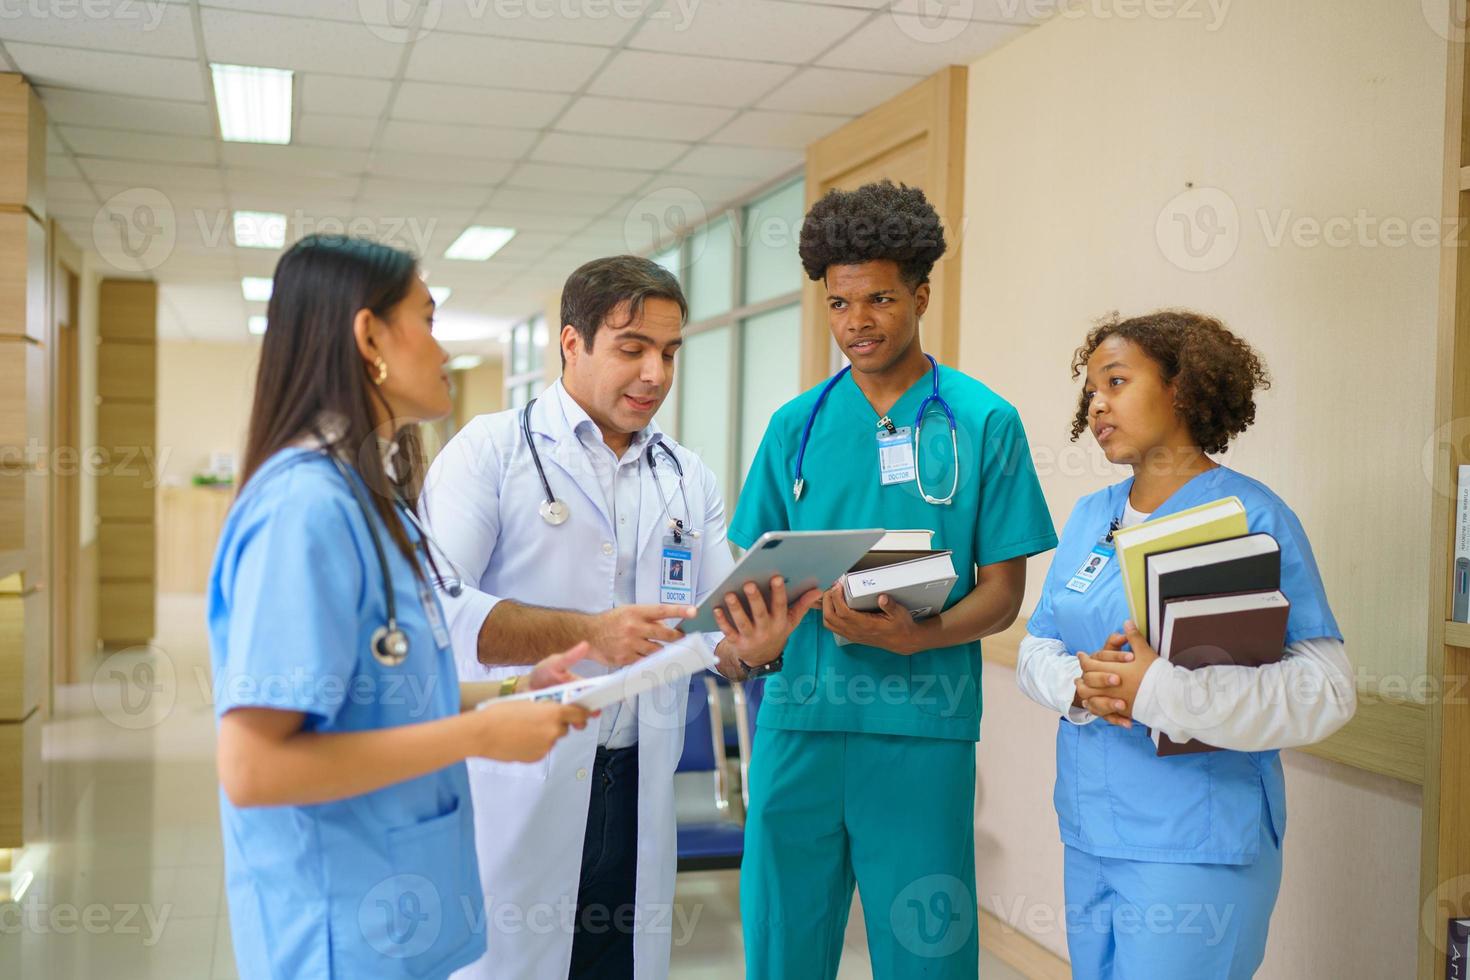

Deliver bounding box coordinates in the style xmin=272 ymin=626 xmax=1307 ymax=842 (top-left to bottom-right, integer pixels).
xmin=877 ymin=426 xmax=916 ymax=486
xmin=417 ymin=579 xmax=452 ymax=649
xmin=1065 ymin=545 xmax=1114 ymax=594
xmin=660 ymin=534 xmax=696 ymax=605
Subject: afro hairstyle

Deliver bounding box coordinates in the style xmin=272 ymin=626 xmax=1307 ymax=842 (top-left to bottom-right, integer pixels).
xmin=797 ymin=179 xmax=947 ymax=289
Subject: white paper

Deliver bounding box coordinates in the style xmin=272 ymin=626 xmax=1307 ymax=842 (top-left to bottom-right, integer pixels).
xmin=479 ymin=635 xmax=715 ymax=711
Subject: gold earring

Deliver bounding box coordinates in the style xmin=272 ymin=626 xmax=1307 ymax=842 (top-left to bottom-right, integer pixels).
xmin=373 ymin=357 xmax=388 ymax=386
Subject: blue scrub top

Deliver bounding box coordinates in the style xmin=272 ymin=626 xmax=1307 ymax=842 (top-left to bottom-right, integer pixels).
xmin=1028 ymin=465 xmax=1343 ymax=865
xmin=208 ymin=447 xmax=484 ymax=979
xmin=731 ymin=364 xmax=1057 ymax=741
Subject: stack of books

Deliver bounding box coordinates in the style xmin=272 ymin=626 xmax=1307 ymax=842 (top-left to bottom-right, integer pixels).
xmin=834 ymin=529 xmax=958 ymax=647
xmin=1113 ymin=497 xmax=1289 ymax=756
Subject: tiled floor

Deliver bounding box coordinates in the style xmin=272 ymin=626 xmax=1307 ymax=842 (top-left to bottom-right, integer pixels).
xmin=0 ymin=594 xmax=1029 ymax=979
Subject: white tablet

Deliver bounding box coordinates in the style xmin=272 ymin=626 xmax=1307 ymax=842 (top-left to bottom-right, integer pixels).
xmin=680 ymin=529 xmax=885 ymax=634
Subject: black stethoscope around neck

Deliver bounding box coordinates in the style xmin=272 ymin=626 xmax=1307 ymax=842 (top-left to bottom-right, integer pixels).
xmin=323 ymin=448 xmax=466 ymax=667
xmin=520 ymin=397 xmax=699 ymax=542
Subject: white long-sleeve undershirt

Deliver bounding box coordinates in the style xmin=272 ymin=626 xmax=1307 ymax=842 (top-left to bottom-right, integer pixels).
xmin=1013 ymin=630 xmax=1357 ymax=752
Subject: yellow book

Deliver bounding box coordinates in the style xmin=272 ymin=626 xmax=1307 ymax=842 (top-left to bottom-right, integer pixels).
xmin=1112 ymin=496 xmax=1248 ymax=643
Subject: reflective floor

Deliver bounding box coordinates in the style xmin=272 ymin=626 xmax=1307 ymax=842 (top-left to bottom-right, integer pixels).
xmin=0 ymin=595 xmax=1026 ymax=979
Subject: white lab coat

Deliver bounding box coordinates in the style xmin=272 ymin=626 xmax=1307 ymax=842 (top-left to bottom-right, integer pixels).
xmin=423 ymin=381 xmax=734 ymax=980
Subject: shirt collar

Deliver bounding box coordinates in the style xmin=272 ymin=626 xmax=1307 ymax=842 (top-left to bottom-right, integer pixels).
xmin=546 ymin=379 xmax=659 ymax=457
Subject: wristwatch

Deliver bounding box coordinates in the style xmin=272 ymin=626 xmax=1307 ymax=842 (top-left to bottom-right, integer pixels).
xmin=738 ymin=655 xmax=784 ymax=680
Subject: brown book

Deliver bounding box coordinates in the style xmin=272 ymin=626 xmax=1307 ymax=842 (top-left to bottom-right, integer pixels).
xmin=1151 ymin=590 xmax=1291 ymax=756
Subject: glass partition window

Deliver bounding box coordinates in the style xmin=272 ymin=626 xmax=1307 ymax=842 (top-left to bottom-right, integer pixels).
xmin=687 ymin=216 xmax=734 ymax=323
xmin=739 ymin=304 xmax=801 ymax=481
xmin=678 ymin=326 xmax=734 ymax=504
xmin=742 ymin=179 xmax=804 ymax=306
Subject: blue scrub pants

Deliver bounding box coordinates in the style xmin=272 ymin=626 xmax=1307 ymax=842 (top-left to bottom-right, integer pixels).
xmin=1062 ymin=808 xmax=1282 ymax=980
xmin=569 ymin=744 xmax=639 ymax=980
xmin=741 ymin=727 xmax=979 ymax=980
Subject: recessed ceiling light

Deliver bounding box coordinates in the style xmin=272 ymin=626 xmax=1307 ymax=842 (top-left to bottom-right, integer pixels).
xmin=429 ymin=286 xmax=452 ymax=306
xmin=234 ymin=211 xmax=287 ymax=249
xmin=444 ymin=226 xmax=516 ymax=261
xmin=211 ymin=63 xmax=293 ymax=145
xmin=447 ymin=354 xmax=484 ymax=371
xmin=241 ymin=276 xmax=273 ymax=302
xmin=247 ymin=315 xmax=268 ymax=336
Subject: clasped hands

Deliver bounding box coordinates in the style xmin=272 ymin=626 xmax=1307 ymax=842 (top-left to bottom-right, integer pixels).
xmin=1073 ymin=620 xmax=1160 ymax=728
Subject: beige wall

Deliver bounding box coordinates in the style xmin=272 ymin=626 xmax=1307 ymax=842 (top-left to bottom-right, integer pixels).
xmin=455 ymin=358 xmax=505 ymax=427
xmin=156 ymin=341 xmax=259 ymax=487
xmin=960 ymin=0 xmax=1439 ymax=975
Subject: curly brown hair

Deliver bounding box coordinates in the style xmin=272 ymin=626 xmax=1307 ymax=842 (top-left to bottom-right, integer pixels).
xmin=1068 ymin=310 xmax=1271 ymax=455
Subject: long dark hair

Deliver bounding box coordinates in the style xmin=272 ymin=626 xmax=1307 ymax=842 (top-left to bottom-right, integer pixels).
xmin=240 ymin=234 xmax=429 ymax=577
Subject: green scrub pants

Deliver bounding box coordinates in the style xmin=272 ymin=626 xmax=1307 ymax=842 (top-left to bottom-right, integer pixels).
xmin=740 ymin=726 xmax=979 ymax=979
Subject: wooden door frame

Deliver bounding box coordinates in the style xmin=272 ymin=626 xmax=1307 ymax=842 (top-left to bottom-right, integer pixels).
xmin=49 ymin=250 xmax=79 ymax=694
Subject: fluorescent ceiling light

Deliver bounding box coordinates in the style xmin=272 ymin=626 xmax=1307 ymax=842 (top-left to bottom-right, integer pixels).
xmin=429 ymin=286 xmax=452 ymax=306
xmin=211 ymin=63 xmax=293 ymax=145
xmin=447 ymin=354 xmax=484 ymax=371
xmin=247 ymin=315 xmax=268 ymax=336
xmin=241 ymin=276 xmax=273 ymax=302
xmin=234 ymin=211 xmax=287 ymax=249
xmin=444 ymin=226 xmax=516 ymax=261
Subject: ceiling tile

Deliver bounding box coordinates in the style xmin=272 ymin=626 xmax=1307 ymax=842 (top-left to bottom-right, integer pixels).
xmin=379 ymin=119 xmax=537 ymax=160
xmin=35 ymin=88 xmax=213 ymax=136
xmin=627 ymin=174 xmax=764 ymax=215
xmin=504 ymin=162 xmax=649 ymax=195
xmin=0 ymin=2 xmax=198 ymax=57
xmin=890 ymin=0 xmax=1048 ymax=25
xmin=391 ymin=81 xmax=569 ymax=129
xmin=817 ymin=14 xmax=1030 ymax=74
xmin=756 ymin=67 xmax=923 ymax=115
xmin=555 ymin=95 xmax=733 ymax=141
xmin=46 ymin=155 xmax=84 ymax=183
xmin=673 ymin=145 xmax=803 ymax=178
xmin=296 ymin=114 xmax=381 ymax=149
xmin=486 ymin=185 xmax=625 ymax=215
xmin=198 ymin=0 xmax=392 ymax=24
xmin=628 ymin=0 xmax=870 ymax=64
xmin=6 ymin=44 xmax=206 ymax=101
xmin=79 ymin=158 xmax=223 ymax=190
xmin=404 ymin=32 xmax=607 ymax=91
xmin=296 ymin=74 xmax=395 ymax=118
xmin=588 ymin=50 xmax=794 ymax=108
xmin=356 ymin=178 xmax=494 ymax=207
xmin=706 ymin=109 xmax=850 ymax=149
xmin=224 ymin=168 xmax=358 ymax=198
xmin=428 ymin=0 xmax=650 ymax=44
xmin=531 ymin=133 xmax=689 ymax=172
xmin=44 ymin=175 xmax=93 ymax=200
xmin=370 ymin=151 xmax=515 ymax=185
xmin=59 ymin=126 xmax=217 ymax=165
xmin=470 ymin=207 xmax=589 ymax=233
xmin=220 ymin=144 xmax=373 ymax=176
xmin=200 ymin=8 xmax=410 ymax=77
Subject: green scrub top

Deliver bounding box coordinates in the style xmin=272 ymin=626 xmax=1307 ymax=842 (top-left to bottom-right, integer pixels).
xmin=730 ymin=364 xmax=1057 ymax=741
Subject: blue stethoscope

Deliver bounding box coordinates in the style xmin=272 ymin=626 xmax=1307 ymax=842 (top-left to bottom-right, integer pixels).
xmin=792 ymin=353 xmax=959 ymax=506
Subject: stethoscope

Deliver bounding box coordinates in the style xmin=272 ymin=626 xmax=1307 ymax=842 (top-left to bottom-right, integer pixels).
xmin=520 ymin=397 xmax=700 ymax=542
xmin=323 ymin=448 xmax=467 ymax=667
xmin=791 ymin=353 xmax=959 ymax=506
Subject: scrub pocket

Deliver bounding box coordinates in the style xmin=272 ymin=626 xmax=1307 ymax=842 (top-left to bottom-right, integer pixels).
xmin=379 ymin=797 xmax=480 ymax=978
xmin=1103 ymin=729 xmax=1213 ymax=851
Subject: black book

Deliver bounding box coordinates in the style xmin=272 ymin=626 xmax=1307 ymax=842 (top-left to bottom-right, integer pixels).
xmin=1144 ymin=533 xmax=1281 ymax=645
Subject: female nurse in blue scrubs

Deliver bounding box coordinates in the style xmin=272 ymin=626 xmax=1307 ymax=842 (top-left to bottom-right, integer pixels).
xmin=209 ymin=235 xmax=592 ymax=979
xmin=1015 ymin=310 xmax=1357 ymax=978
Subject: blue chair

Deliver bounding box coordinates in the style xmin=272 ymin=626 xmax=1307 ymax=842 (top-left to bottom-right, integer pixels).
xmin=674 ymin=673 xmax=746 ymax=872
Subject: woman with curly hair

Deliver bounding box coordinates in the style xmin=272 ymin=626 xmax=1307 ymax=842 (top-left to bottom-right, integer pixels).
xmin=1015 ymin=310 xmax=1356 ymax=979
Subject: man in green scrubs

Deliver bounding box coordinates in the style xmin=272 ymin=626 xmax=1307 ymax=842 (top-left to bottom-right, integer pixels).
xmin=730 ymin=180 xmax=1057 ymax=979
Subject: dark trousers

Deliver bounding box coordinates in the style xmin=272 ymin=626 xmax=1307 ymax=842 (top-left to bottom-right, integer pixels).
xmin=568 ymin=743 xmax=639 ymax=980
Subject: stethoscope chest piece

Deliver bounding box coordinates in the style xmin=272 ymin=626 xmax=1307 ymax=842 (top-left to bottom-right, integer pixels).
xmin=539 ymin=497 xmax=571 ymax=526
xmin=371 ymin=625 xmax=410 ymax=667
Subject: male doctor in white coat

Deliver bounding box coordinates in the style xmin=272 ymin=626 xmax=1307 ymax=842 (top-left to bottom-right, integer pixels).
xmin=424 ymin=255 xmax=817 ymax=980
